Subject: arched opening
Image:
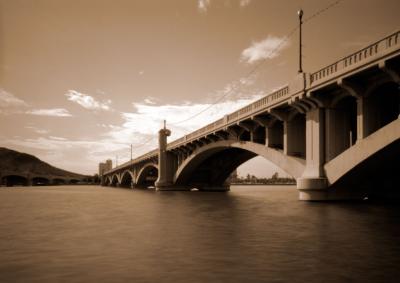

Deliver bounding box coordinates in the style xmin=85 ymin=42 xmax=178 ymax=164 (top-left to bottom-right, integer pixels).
xmin=120 ymin=171 xmax=133 ymax=188
xmin=326 ymin=95 xmax=357 ymax=161
xmin=174 ymin=141 xmax=302 ymax=191
xmin=111 ymin=175 xmax=119 ymax=187
xmin=2 ymin=175 xmax=28 ymax=187
xmin=52 ymin=178 xmax=66 ymax=185
xmin=104 ymin=176 xmax=111 ymax=186
xmin=31 ymin=177 xmax=50 ymax=186
xmin=136 ymin=165 xmax=158 ymax=188
xmin=364 ymin=82 xmax=400 ymax=137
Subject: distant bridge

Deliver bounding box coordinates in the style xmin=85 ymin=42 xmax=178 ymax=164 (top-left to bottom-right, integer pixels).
xmin=0 ymin=170 xmax=90 ymax=187
xmin=102 ymin=30 xmax=400 ymax=201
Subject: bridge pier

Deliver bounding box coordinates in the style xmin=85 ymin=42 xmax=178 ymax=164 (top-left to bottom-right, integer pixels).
xmin=155 ymin=124 xmax=175 ymax=190
xmin=297 ymin=107 xmax=329 ymax=200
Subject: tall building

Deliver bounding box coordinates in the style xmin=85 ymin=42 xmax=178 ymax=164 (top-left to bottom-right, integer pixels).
xmin=99 ymin=159 xmax=112 ymax=176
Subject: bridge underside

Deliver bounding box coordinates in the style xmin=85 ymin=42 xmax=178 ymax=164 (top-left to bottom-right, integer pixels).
xmin=331 ymin=139 xmax=400 ymax=201
xmin=175 ymin=148 xmax=256 ymax=191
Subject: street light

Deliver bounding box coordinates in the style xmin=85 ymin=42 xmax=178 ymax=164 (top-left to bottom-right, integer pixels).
xmin=298 ymin=9 xmax=304 ymax=73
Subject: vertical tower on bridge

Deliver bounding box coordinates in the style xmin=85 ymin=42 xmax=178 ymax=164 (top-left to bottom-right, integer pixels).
xmin=155 ymin=121 xmax=174 ymax=190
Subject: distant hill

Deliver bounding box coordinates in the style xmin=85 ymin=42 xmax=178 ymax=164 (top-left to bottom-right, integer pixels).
xmin=0 ymin=147 xmax=87 ymax=178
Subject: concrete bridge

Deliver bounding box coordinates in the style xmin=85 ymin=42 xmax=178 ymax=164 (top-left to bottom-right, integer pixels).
xmin=0 ymin=171 xmax=89 ymax=187
xmin=102 ymin=30 xmax=400 ymax=201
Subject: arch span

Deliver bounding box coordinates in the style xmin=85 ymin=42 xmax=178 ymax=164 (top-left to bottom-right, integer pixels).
xmin=2 ymin=175 xmax=28 ymax=187
xmin=111 ymin=174 xmax=119 ymax=187
xmin=136 ymin=163 xmax=158 ymax=187
xmin=120 ymin=170 xmax=134 ymax=188
xmin=174 ymin=140 xmax=305 ymax=188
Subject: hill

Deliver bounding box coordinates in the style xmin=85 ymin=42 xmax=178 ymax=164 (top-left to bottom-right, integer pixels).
xmin=0 ymin=147 xmax=86 ymax=178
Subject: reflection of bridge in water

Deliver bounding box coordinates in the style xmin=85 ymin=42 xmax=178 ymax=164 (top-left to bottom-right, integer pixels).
xmin=102 ymin=31 xmax=400 ymax=201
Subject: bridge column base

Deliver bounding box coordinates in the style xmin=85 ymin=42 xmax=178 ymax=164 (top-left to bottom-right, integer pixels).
xmin=297 ymin=177 xmax=328 ymax=201
xmin=298 ymin=178 xmax=367 ymax=201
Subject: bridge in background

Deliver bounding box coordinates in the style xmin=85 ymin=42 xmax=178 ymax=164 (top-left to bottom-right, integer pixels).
xmin=101 ymin=30 xmax=400 ymax=201
xmin=0 ymin=170 xmax=91 ymax=187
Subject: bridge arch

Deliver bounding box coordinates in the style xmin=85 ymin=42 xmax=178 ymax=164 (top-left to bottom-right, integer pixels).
xmin=103 ymin=176 xmax=112 ymax=186
xmin=174 ymin=140 xmax=305 ymax=189
xmin=120 ymin=170 xmax=134 ymax=188
xmin=1 ymin=175 xmax=28 ymax=187
xmin=110 ymin=174 xmax=119 ymax=187
xmin=136 ymin=163 xmax=158 ymax=188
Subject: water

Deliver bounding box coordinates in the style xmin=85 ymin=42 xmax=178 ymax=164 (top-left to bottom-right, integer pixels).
xmin=0 ymin=185 xmax=399 ymax=282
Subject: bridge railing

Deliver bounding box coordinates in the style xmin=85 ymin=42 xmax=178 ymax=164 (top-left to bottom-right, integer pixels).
xmin=167 ymin=85 xmax=290 ymax=149
xmin=310 ymin=30 xmax=400 ymax=85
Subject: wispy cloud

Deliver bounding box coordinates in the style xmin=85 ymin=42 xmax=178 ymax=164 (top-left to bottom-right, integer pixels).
xmin=241 ymin=35 xmax=289 ymax=64
xmin=111 ymin=92 xmax=264 ymax=144
xmin=198 ymin=0 xmax=210 ymax=13
xmin=25 ymin=126 xmax=50 ymax=134
xmin=65 ymin=90 xmax=112 ymax=111
xmin=240 ymin=0 xmax=251 ymax=7
xmin=26 ymin=108 xmax=72 ymax=117
xmin=0 ymin=89 xmax=28 ymax=114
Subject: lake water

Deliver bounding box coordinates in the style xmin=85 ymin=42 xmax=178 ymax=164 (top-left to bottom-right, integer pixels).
xmin=0 ymin=185 xmax=399 ymax=282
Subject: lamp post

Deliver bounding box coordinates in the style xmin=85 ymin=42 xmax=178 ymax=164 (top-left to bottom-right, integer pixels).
xmin=298 ymin=9 xmax=304 ymax=73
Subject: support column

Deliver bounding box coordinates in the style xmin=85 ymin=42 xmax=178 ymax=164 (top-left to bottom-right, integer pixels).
xmin=155 ymin=124 xmax=174 ymax=190
xmin=297 ymin=107 xmax=328 ymax=200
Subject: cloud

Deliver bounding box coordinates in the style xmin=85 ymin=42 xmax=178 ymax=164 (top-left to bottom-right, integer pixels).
xmin=240 ymin=0 xmax=251 ymax=7
xmin=25 ymin=126 xmax=50 ymax=134
xmin=65 ymin=90 xmax=112 ymax=111
xmin=26 ymin=108 xmax=72 ymax=117
xmin=198 ymin=0 xmax=210 ymax=13
xmin=0 ymin=89 xmax=28 ymax=114
xmin=107 ymin=91 xmax=264 ymax=147
xmin=241 ymin=35 xmax=289 ymax=64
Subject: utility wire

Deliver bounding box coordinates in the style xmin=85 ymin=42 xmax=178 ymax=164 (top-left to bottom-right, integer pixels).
xmin=169 ymin=0 xmax=345 ymax=126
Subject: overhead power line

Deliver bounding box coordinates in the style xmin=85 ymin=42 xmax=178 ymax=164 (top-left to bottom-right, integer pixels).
xmin=169 ymin=0 xmax=345 ymax=126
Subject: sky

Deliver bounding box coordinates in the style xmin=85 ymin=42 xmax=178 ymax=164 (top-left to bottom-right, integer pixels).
xmin=0 ymin=0 xmax=399 ymax=177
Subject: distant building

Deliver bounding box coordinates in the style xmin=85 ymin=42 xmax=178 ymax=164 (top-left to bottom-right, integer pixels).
xmin=99 ymin=159 xmax=112 ymax=176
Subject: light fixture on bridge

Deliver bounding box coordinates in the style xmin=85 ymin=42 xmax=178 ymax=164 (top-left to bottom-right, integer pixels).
xmin=298 ymin=9 xmax=304 ymax=74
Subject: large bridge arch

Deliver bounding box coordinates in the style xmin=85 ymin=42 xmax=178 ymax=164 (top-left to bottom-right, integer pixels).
xmin=136 ymin=163 xmax=158 ymax=188
xmin=174 ymin=140 xmax=305 ymax=189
